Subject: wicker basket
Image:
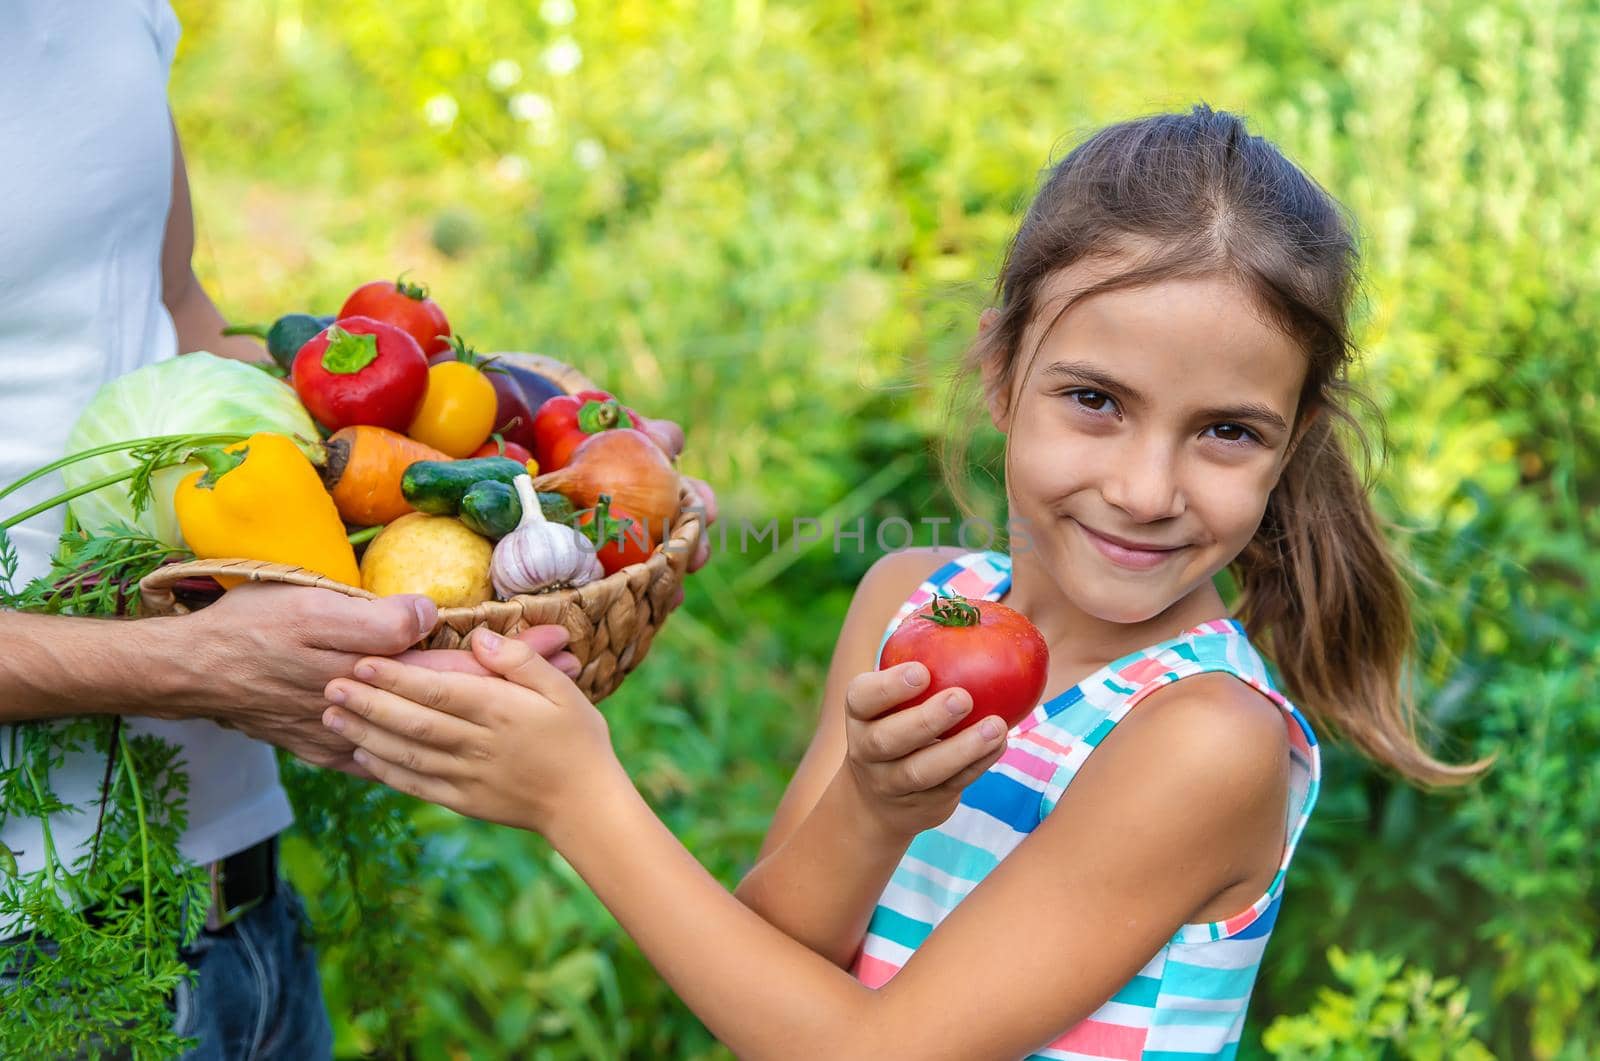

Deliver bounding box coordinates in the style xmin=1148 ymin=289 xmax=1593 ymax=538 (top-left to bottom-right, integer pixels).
xmin=137 ymin=354 xmax=704 ymax=703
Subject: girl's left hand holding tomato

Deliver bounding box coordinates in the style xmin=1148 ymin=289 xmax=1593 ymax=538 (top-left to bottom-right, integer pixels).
xmin=321 ymin=628 xmax=617 ymax=832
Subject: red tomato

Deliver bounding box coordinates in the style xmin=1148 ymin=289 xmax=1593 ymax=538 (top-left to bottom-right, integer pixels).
xmin=878 ymin=594 xmax=1049 ymax=738
xmin=575 ymin=496 xmax=656 ymax=575
xmin=470 ymin=438 xmax=536 ymax=467
xmin=340 ymin=278 xmax=452 ymax=355
xmin=291 ymin=317 xmax=430 ymax=433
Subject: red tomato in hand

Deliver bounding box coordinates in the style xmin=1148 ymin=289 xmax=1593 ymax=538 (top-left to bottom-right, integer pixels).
xmin=292 ymin=317 xmax=430 ymax=433
xmin=878 ymin=594 xmax=1049 ymax=738
xmin=340 ymin=277 xmax=452 ymax=355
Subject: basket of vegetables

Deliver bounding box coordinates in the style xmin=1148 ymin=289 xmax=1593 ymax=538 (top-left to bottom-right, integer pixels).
xmin=2 ymin=278 xmax=703 ymax=703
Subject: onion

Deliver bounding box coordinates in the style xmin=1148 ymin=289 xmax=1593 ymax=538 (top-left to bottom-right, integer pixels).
xmin=533 ymin=428 xmax=681 ymax=547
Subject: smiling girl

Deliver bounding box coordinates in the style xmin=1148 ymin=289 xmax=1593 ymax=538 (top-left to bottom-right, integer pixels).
xmin=318 ymin=105 xmax=1485 ymax=1059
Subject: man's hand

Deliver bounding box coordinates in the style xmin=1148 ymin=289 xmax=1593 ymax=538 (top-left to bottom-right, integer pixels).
xmin=681 ymin=474 xmax=717 ymax=574
xmin=643 ymin=415 xmax=716 ymax=575
xmin=156 ymin=584 xmax=576 ymax=772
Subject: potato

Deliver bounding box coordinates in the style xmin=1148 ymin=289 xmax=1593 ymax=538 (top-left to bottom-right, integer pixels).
xmin=360 ymin=512 xmax=494 ymax=608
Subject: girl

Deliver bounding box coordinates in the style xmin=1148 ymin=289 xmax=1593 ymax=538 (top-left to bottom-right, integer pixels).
xmin=319 ymin=105 xmax=1484 ymax=1059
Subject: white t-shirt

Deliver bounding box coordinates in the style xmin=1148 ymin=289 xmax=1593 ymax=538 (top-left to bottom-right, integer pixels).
xmin=0 ymin=0 xmax=293 ymax=908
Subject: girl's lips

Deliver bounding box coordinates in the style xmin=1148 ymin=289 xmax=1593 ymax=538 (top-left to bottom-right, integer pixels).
xmin=1072 ymin=519 xmax=1187 ymax=571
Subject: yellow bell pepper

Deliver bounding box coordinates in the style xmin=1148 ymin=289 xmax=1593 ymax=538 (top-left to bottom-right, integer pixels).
xmin=175 ymin=432 xmax=361 ymax=588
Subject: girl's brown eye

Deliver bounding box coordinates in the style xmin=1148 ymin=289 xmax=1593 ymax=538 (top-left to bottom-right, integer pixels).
xmin=1207 ymin=423 xmax=1257 ymax=445
xmin=1071 ymin=389 xmax=1113 ymax=412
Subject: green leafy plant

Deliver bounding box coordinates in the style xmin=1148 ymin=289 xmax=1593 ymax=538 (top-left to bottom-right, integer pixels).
xmin=276 ymin=762 xmax=470 ymax=1055
xmin=0 ymin=525 xmax=208 ymax=1059
xmin=1 ymin=518 xmax=457 ymax=1058
xmin=1262 ymin=947 xmax=1494 ymax=1060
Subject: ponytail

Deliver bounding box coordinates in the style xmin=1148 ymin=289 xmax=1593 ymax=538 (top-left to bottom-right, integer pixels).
xmin=1231 ymin=406 xmax=1492 ymax=787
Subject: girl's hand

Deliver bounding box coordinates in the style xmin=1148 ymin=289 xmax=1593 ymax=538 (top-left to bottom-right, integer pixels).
xmin=321 ymin=629 xmax=617 ymax=833
xmin=840 ymin=662 xmax=1009 ymax=840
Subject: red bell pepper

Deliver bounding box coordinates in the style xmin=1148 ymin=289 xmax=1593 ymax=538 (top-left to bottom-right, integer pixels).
xmin=530 ymin=391 xmax=635 ymax=471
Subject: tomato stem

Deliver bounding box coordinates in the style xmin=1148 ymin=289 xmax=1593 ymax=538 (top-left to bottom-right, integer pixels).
xmin=924 ymin=592 xmax=981 ymax=628
xmin=446 ymin=335 xmax=493 ymax=370
xmin=395 ymin=272 xmax=429 ymax=301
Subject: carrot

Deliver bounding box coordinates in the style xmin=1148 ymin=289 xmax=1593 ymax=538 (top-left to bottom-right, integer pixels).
xmin=318 ymin=426 xmax=449 ymax=527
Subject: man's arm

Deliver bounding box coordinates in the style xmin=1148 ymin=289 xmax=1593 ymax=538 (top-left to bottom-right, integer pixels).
xmin=0 ymin=612 xmax=196 ymax=722
xmin=160 ymin=113 xmax=267 ymax=363
xmin=1 ymin=585 xmax=584 ymax=772
xmin=0 ymin=588 xmax=435 ymax=770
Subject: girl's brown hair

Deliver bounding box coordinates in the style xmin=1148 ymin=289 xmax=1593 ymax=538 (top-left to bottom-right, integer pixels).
xmin=943 ymin=104 xmax=1487 ymax=786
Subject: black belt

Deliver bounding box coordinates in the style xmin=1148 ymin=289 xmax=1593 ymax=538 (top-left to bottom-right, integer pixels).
xmin=0 ymin=835 xmax=278 ymax=948
xmin=201 ymin=834 xmax=279 ymax=932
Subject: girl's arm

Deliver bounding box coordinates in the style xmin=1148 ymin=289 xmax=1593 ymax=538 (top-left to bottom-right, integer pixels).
xmin=731 ymin=548 xmax=988 ymax=966
xmin=323 ymin=635 xmax=1290 ymax=1061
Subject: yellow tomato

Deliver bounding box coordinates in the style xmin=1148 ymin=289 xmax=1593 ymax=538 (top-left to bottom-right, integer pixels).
xmin=408 ymin=361 xmax=497 ymax=458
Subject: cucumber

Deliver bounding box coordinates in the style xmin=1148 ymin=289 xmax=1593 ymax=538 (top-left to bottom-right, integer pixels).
xmin=458 ymin=480 xmax=518 ymax=538
xmin=401 ymin=456 xmax=531 ymax=515
xmin=536 ymin=490 xmax=577 ymax=525
xmin=459 ymin=482 xmax=576 ymax=539
xmin=265 ymin=313 xmax=336 ymax=372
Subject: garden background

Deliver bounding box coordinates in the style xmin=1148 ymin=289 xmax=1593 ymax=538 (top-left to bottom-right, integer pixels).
xmin=171 ymin=0 xmax=1597 ymax=1056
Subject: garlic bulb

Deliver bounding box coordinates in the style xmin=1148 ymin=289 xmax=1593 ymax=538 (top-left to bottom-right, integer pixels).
xmin=491 ymin=475 xmax=604 ymax=598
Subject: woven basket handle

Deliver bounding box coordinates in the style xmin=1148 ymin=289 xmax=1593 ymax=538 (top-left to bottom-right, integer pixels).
xmin=140 ymin=559 xmax=375 ymax=616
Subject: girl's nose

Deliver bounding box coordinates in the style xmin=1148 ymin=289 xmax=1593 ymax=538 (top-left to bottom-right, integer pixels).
xmin=1100 ymin=440 xmax=1185 ymax=523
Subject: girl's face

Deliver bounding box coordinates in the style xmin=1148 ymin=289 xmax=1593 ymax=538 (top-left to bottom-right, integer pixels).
xmin=988 ymin=264 xmax=1310 ymax=627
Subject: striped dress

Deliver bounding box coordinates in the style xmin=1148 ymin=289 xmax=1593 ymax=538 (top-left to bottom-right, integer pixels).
xmin=850 ymin=551 xmax=1321 ymax=1059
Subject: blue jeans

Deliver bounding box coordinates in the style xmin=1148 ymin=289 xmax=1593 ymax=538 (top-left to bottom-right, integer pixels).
xmin=1 ymin=883 xmax=333 ymax=1060
xmin=172 ymin=884 xmax=334 ymax=1061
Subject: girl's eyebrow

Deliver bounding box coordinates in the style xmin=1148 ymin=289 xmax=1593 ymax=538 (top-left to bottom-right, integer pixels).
xmin=1043 ymin=360 xmax=1290 ymax=434
xmin=1041 ymin=361 xmax=1148 ymax=403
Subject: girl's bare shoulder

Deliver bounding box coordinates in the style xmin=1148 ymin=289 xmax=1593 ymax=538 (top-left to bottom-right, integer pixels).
xmin=852 ymin=547 xmax=969 ymax=618
xmin=827 ymin=548 xmax=973 ymax=675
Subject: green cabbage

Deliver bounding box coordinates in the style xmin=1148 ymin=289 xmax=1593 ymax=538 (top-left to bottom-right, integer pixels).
xmin=64 ymin=353 xmax=319 ymax=546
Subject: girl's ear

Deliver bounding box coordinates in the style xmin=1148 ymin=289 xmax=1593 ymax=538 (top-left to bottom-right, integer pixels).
xmin=977 ymin=308 xmax=1011 ymax=432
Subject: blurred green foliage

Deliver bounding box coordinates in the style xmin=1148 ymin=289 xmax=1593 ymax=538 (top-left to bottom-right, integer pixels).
xmin=1262 ymin=947 xmax=1495 ymax=1060
xmin=172 ymin=0 xmax=1597 ymax=1056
